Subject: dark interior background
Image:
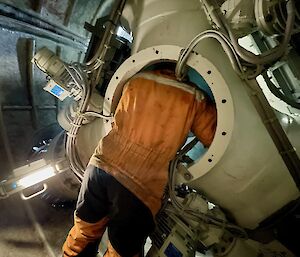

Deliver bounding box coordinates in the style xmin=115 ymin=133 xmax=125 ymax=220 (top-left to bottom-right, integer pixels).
xmin=0 ymin=0 xmax=114 ymax=179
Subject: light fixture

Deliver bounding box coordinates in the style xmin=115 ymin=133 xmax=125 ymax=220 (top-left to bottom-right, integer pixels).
xmin=0 ymin=159 xmax=59 ymax=199
xmin=17 ymin=165 xmax=56 ymax=188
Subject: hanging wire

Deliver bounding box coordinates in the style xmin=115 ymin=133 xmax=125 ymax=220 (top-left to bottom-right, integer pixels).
xmin=167 ymin=139 xmax=248 ymax=238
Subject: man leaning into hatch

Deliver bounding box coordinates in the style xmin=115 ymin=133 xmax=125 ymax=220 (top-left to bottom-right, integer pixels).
xmin=62 ymin=67 xmax=217 ymax=257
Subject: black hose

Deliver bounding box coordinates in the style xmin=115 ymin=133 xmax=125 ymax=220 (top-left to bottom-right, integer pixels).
xmin=262 ymin=72 xmax=300 ymax=109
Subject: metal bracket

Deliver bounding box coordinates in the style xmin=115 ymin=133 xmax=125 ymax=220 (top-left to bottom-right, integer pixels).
xmin=177 ymin=163 xmax=194 ymax=181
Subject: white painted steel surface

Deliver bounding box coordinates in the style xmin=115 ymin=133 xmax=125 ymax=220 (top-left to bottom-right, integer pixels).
xmin=119 ymin=0 xmax=299 ymax=229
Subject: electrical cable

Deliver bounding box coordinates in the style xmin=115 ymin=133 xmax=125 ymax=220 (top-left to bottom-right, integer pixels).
xmin=62 ymin=1 xmax=126 ymax=180
xmin=65 ymin=63 xmax=115 ymax=180
xmin=167 ymin=139 xmax=248 ymax=239
xmin=175 ymin=30 xmax=245 ymax=81
xmin=199 ymin=0 xmax=229 ymax=34
xmin=64 ymin=63 xmax=91 ymax=180
xmin=225 ymin=0 xmax=295 ymax=65
xmin=169 ymin=0 xmax=296 ymax=241
xmin=83 ymin=0 xmax=126 ymax=71
xmin=262 ymin=72 xmax=300 ymax=109
xmin=84 ymin=111 xmax=112 ymax=119
xmin=177 ymin=0 xmax=296 ymax=108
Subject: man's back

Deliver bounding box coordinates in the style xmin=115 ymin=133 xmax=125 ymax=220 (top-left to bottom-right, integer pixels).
xmin=89 ymin=70 xmax=217 ymax=215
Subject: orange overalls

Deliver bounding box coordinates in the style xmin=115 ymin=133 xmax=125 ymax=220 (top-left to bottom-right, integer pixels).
xmin=63 ymin=70 xmax=217 ymax=257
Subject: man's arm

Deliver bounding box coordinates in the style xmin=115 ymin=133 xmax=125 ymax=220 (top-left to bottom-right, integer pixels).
xmin=191 ymin=97 xmax=217 ymax=147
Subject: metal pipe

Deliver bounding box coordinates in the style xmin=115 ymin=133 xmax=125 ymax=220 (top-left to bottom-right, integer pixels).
xmin=26 ymin=39 xmax=39 ymax=129
xmin=2 ymin=105 xmax=57 ymax=111
xmin=0 ymin=3 xmax=85 ymax=44
xmin=89 ymin=0 xmax=127 ymax=89
xmin=245 ymin=79 xmax=300 ymax=188
xmin=63 ymin=0 xmax=78 ymax=26
xmin=0 ymin=3 xmax=87 ymax=49
xmin=85 ymin=0 xmax=127 ymax=68
xmin=228 ymin=0 xmax=296 ymax=65
xmin=0 ymin=107 xmax=14 ymax=171
xmin=55 ymin=45 xmax=62 ymax=116
xmin=199 ymin=0 xmax=228 ymax=32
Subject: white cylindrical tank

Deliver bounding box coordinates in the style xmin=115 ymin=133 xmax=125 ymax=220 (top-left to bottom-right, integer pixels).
xmin=117 ymin=0 xmax=300 ymax=229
